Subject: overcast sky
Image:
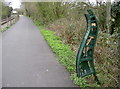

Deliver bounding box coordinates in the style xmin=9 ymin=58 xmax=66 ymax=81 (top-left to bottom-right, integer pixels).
xmin=5 ymin=0 xmax=21 ymax=9
xmin=5 ymin=0 xmax=115 ymax=9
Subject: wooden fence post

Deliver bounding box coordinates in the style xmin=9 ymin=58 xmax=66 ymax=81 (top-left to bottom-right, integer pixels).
xmin=10 ymin=16 xmax=11 ymax=26
xmin=7 ymin=17 xmax=9 ymax=27
xmin=0 ymin=18 xmax=1 ymax=32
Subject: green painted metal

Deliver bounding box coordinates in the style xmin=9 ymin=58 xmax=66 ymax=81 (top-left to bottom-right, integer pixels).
xmin=76 ymin=9 xmax=99 ymax=78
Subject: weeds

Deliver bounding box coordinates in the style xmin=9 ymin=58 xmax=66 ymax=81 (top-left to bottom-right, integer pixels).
xmin=1 ymin=26 xmax=10 ymax=32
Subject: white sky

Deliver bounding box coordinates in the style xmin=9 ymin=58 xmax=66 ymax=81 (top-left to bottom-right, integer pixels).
xmin=5 ymin=0 xmax=21 ymax=9
xmin=5 ymin=0 xmax=115 ymax=9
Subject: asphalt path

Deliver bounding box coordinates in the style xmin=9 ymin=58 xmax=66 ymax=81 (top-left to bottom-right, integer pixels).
xmin=2 ymin=16 xmax=75 ymax=87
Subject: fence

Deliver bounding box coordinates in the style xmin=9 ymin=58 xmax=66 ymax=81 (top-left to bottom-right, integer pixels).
xmin=1 ymin=17 xmax=14 ymax=25
xmin=1 ymin=15 xmax=19 ymax=26
xmin=0 ymin=15 xmax=19 ymax=32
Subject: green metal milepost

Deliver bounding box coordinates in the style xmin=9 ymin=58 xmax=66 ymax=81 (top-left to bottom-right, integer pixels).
xmin=76 ymin=9 xmax=100 ymax=83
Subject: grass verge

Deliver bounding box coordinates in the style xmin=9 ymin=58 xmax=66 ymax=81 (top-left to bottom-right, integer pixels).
xmin=1 ymin=26 xmax=10 ymax=32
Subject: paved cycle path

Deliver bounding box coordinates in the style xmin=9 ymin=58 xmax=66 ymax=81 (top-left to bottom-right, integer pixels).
xmin=2 ymin=16 xmax=75 ymax=87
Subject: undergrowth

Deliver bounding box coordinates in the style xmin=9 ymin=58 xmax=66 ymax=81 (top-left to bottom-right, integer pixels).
xmin=47 ymin=17 xmax=119 ymax=87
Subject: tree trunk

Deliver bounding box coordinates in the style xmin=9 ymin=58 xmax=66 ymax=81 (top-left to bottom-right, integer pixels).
xmin=96 ymin=0 xmax=99 ymax=20
xmin=106 ymin=0 xmax=111 ymax=33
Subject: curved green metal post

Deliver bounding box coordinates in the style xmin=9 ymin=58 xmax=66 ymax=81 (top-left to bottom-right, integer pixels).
xmin=76 ymin=9 xmax=99 ymax=80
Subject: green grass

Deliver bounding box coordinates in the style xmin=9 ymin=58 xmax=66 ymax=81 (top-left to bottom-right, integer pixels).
xmin=1 ymin=26 xmax=10 ymax=32
xmin=40 ymin=29 xmax=76 ymax=72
